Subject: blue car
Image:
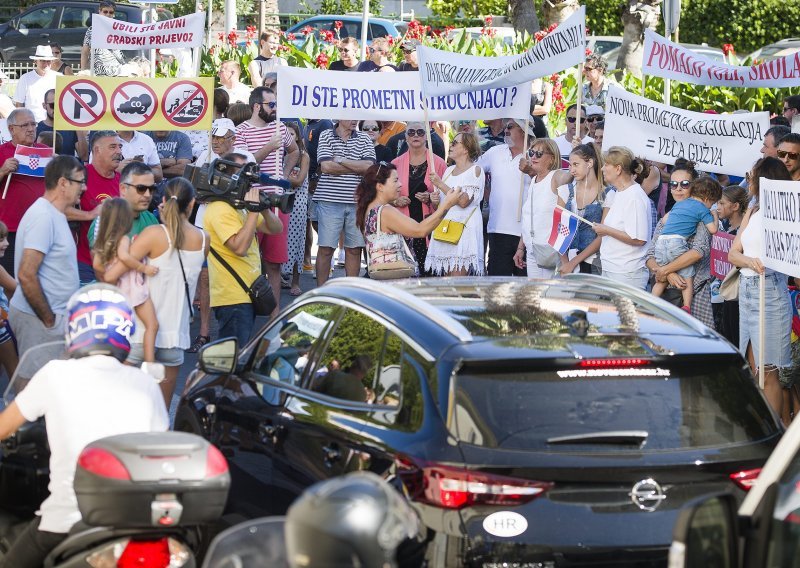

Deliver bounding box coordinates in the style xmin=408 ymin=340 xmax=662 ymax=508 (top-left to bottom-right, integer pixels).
xmin=285 ymin=14 xmax=406 ymax=47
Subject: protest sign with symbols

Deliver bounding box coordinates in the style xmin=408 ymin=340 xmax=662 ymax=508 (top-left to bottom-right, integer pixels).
xmin=276 ymin=67 xmax=531 ymax=121
xmin=642 ymin=29 xmax=800 ymax=88
xmin=710 ymin=231 xmax=735 ymax=280
xmin=761 ymin=178 xmax=800 ymax=276
xmin=55 ymin=76 xmax=213 ymax=131
xmin=602 ymin=85 xmax=769 ymax=176
xmin=91 ymin=12 xmax=205 ymax=49
xmin=416 ymin=6 xmax=585 ymax=97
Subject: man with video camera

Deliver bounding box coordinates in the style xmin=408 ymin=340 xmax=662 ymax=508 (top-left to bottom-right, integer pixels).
xmin=205 ymin=153 xmax=283 ymax=346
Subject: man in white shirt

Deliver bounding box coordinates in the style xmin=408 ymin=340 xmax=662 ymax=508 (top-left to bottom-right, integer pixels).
xmin=478 ymin=118 xmax=532 ymax=276
xmin=0 ymin=71 xmax=14 ymax=119
xmin=14 ymin=45 xmax=59 ymax=123
xmin=554 ymin=104 xmax=593 ymax=166
xmin=218 ymin=60 xmax=252 ymax=104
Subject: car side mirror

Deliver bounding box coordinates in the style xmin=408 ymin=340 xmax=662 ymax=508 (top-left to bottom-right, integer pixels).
xmin=199 ymin=338 xmax=238 ymax=374
xmin=669 ymin=493 xmax=739 ymax=568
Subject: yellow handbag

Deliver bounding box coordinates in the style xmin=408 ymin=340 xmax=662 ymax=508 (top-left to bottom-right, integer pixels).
xmin=433 ymin=208 xmax=476 ymax=244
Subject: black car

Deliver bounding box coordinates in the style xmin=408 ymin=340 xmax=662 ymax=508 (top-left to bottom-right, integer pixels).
xmin=0 ymin=1 xmax=172 ymax=64
xmin=177 ymin=276 xmax=782 ymax=567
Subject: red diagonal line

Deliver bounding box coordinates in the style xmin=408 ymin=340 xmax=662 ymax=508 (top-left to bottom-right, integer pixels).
xmin=65 ymin=85 xmax=100 ymax=120
xmin=117 ymin=86 xmax=131 ymax=101
xmin=166 ymin=86 xmax=203 ymax=120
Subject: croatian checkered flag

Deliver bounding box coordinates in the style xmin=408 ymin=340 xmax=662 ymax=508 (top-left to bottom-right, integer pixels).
xmin=14 ymin=145 xmax=53 ymax=177
xmin=547 ymin=208 xmax=579 ymax=255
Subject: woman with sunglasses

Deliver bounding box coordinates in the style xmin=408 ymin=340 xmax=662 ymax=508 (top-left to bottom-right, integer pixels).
xmin=582 ymin=53 xmax=609 ymax=109
xmin=355 ymin=162 xmax=462 ymax=277
xmin=391 ymin=122 xmax=447 ymax=269
xmin=644 ymin=160 xmax=714 ymax=327
xmin=359 ymin=120 xmax=392 ymax=163
xmin=728 ymin=157 xmax=794 ymax=417
xmin=426 ymin=132 xmax=485 ymax=276
xmin=49 ymin=43 xmax=73 ymax=76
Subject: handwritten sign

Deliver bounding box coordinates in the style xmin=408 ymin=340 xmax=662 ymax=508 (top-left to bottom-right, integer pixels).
xmin=710 ymin=231 xmax=735 ymax=279
xmin=91 ymin=12 xmax=205 ymax=49
xmin=602 ymin=85 xmax=769 ymax=176
xmin=643 ymin=29 xmax=800 ymax=88
xmin=277 ymin=67 xmax=531 ymax=121
xmin=761 ymin=178 xmax=800 ymax=276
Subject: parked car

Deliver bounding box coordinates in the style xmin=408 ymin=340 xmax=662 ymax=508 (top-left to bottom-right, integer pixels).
xmin=446 ymin=26 xmax=517 ymax=47
xmin=177 ymin=275 xmax=781 ymax=567
xmin=749 ymin=38 xmax=800 ymax=62
xmin=285 ymin=15 xmax=405 ymax=48
xmin=670 ymin=405 xmax=800 ymax=567
xmin=588 ymin=34 xmax=623 ymax=56
xmin=0 ymin=1 xmax=172 ymax=64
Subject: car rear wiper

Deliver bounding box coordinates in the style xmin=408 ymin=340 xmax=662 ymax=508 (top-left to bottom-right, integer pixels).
xmin=546 ymin=431 xmax=649 ymax=445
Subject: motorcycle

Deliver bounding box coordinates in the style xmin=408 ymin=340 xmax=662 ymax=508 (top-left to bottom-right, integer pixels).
xmin=0 ymin=342 xmax=231 ymax=568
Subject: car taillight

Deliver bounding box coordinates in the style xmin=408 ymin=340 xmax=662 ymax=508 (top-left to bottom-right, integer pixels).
xmin=206 ymin=444 xmax=228 ymax=478
xmin=78 ymin=448 xmax=130 ymax=480
xmin=86 ymin=537 xmax=191 ymax=568
xmin=730 ymin=468 xmax=761 ymax=491
xmin=578 ymin=358 xmax=649 ymax=367
xmin=397 ymin=457 xmax=552 ymax=509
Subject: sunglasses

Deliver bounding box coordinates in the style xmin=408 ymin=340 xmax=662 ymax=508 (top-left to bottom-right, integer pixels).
xmin=669 ymin=180 xmax=692 ymax=188
xmin=362 ymin=126 xmax=380 ymax=132
xmin=123 ymin=182 xmax=157 ymax=195
xmin=529 ymin=149 xmax=548 ymax=158
xmin=586 ymin=116 xmax=603 ymax=122
xmin=402 ymin=48 xmax=415 ymax=54
xmin=406 ymin=129 xmax=426 ymax=137
xmin=778 ymin=150 xmax=800 ymax=160
xmin=504 ymin=123 xmax=517 ymax=130
xmin=46 ymin=102 xmax=55 ymax=109
xmin=259 ymin=101 xmax=277 ymax=109
xmin=376 ymin=160 xmax=390 ymax=174
xmin=567 ymin=116 xmax=587 ymax=124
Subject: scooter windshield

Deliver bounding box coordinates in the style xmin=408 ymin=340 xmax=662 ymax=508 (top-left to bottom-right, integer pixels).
xmin=202 ymin=517 xmax=288 ymax=568
xmin=2 ymin=341 xmax=67 ymax=407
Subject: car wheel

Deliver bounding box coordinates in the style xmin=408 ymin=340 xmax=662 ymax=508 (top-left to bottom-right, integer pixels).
xmin=174 ymin=404 xmax=206 ymax=437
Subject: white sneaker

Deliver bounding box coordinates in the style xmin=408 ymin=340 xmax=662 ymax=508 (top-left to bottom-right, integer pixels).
xmin=335 ymin=248 xmax=346 ymax=267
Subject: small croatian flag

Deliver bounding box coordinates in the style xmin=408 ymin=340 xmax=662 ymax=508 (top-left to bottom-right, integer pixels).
xmin=14 ymin=145 xmax=53 ymax=177
xmin=547 ymin=208 xmax=579 ymax=255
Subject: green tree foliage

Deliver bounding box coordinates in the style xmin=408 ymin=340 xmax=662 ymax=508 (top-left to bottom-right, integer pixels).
xmin=425 ymin=0 xmax=507 ymax=20
xmin=585 ymin=0 xmax=624 ymax=36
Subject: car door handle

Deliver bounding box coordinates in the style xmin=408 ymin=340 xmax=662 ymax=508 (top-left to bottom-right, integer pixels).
xmin=322 ymin=443 xmax=340 ymax=464
xmin=39 ymin=33 xmax=50 ymax=38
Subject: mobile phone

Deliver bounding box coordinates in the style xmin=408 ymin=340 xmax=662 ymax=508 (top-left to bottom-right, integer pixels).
xmin=133 ymin=155 xmax=144 ymax=162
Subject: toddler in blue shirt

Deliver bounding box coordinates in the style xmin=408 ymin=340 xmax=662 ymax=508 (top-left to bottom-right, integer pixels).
xmin=652 ymin=177 xmax=722 ymax=312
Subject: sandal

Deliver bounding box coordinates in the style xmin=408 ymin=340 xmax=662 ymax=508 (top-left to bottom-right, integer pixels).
xmin=289 ymin=286 xmax=303 ymax=297
xmin=186 ymin=335 xmax=211 ymax=354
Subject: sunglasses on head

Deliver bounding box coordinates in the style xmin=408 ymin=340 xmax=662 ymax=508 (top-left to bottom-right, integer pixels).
xmin=778 ymin=150 xmax=800 ymax=160
xmin=376 ymin=160 xmax=391 ymax=174
xmin=123 ymin=182 xmax=157 ymax=195
xmin=567 ymin=116 xmax=586 ymax=124
xmin=406 ymin=128 xmax=426 ymax=137
xmin=669 ymin=180 xmax=692 ymax=188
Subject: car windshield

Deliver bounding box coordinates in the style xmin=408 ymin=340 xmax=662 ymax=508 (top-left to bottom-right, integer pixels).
xmin=451 ymin=361 xmax=778 ymax=452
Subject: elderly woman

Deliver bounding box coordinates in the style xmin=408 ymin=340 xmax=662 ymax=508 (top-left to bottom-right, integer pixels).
xmin=392 ymin=121 xmax=447 ymax=269
xmin=645 ymin=161 xmax=716 ymax=328
xmin=728 ymin=157 xmax=794 ymax=417
xmin=583 ymin=53 xmax=610 ymax=109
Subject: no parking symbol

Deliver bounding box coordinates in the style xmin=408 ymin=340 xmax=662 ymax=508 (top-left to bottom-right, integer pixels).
xmin=111 ymin=81 xmax=158 ymax=128
xmin=57 ymin=79 xmax=106 ymax=128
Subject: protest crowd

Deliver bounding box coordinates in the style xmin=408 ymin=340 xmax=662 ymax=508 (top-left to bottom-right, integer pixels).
xmin=0 ymin=0 xmax=800 ymax=426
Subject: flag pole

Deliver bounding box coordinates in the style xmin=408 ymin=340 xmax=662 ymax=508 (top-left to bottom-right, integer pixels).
xmin=575 ymin=61 xmax=583 ymax=145
xmin=555 ymin=203 xmax=594 ymax=226
xmin=2 ymin=174 xmax=11 ymax=200
xmin=421 ymin=99 xmax=435 ymax=171
xmin=516 ymin=118 xmax=529 ymax=223
xmin=759 ymin=271 xmax=765 ymax=390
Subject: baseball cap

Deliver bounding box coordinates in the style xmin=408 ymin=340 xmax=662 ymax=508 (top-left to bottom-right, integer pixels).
xmin=402 ymin=38 xmax=421 ymax=51
xmin=586 ymin=104 xmax=605 ymax=117
xmin=212 ymin=118 xmax=236 ymax=137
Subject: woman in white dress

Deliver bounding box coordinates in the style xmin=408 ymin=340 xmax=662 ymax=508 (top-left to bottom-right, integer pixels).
xmin=426 ymin=132 xmax=485 ymax=276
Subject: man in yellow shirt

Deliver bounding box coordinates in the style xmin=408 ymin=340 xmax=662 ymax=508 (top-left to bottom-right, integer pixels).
xmin=206 ymin=153 xmax=282 ymax=346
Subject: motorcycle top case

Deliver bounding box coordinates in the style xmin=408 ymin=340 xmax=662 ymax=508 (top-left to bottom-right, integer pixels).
xmin=74 ymin=431 xmax=230 ymax=528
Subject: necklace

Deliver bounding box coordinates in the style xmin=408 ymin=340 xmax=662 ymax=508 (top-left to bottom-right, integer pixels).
xmin=409 ymin=162 xmax=427 ymax=178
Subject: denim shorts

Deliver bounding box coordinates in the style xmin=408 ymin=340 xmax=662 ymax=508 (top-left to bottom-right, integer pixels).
xmin=739 ymin=272 xmax=791 ymax=368
xmin=314 ymin=201 xmax=365 ymax=249
xmin=126 ymin=344 xmax=185 ymax=367
xmin=308 ymin=200 xmax=318 ymax=222
xmin=654 ymin=236 xmax=694 ymax=278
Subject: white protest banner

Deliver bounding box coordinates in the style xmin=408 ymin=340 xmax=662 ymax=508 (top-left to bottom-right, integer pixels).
xmin=416 ymin=6 xmax=585 ymax=97
xmin=761 ymin=179 xmax=800 ymax=276
xmin=276 ymin=66 xmax=531 ymax=121
xmin=602 ymin=85 xmax=768 ymax=176
xmin=91 ymin=12 xmax=205 ymax=49
xmin=643 ymin=29 xmax=800 ymax=88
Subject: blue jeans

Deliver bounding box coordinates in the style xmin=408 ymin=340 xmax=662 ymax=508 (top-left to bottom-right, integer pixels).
xmin=214 ymin=303 xmax=255 ymax=348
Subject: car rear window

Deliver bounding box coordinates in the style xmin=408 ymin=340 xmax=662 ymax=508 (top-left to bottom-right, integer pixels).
xmin=451 ymin=362 xmax=779 ymax=452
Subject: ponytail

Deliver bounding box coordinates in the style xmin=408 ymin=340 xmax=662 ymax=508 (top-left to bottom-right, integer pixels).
xmin=162 ymin=177 xmax=195 ymax=251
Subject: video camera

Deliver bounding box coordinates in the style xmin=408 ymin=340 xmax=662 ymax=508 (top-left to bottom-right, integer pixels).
xmin=183 ymin=159 xmax=295 ymax=214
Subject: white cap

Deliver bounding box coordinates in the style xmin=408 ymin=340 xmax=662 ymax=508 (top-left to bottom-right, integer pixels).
xmin=212 ymin=118 xmax=236 ymax=137
xmin=586 ymin=104 xmax=605 ymax=117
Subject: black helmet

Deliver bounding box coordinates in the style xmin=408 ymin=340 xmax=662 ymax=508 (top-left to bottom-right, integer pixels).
xmin=65 ymin=283 xmax=135 ymax=362
xmin=285 ymin=472 xmax=423 ymax=568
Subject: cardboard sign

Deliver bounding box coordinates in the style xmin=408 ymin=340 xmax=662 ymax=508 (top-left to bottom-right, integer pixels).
xmin=276 ymin=67 xmax=531 ymax=121
xmin=417 ymin=6 xmax=585 ymax=97
xmin=710 ymin=231 xmax=735 ymax=280
xmin=761 ymin=178 xmax=800 ymax=276
xmin=602 ymin=85 xmax=769 ymax=176
xmin=643 ymin=29 xmax=800 ymax=88
xmin=90 ymin=12 xmax=205 ymax=49
xmin=54 ymin=76 xmax=213 ymax=131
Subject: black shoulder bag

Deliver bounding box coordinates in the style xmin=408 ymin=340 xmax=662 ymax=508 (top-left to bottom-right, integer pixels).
xmin=209 ymin=248 xmax=277 ymax=316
